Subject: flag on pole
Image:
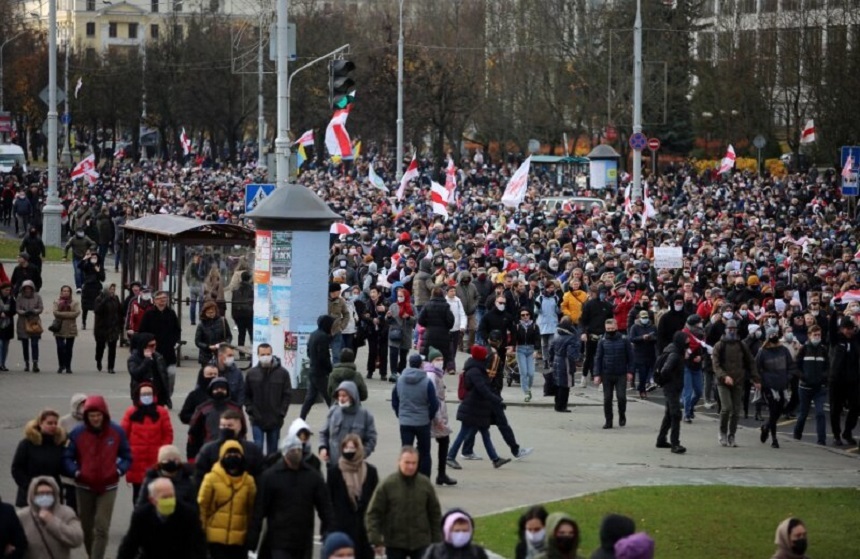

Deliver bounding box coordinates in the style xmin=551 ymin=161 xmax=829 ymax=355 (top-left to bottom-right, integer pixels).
xmin=717 ymin=145 xmax=736 ymax=174
xmin=501 ymin=156 xmax=531 ymax=208
xmin=74 ymin=77 xmax=83 ymax=99
xmin=180 ymin=128 xmax=192 ymax=156
xmin=642 ymin=183 xmax=657 ymax=225
xmin=842 ymin=154 xmax=854 ymax=180
xmin=444 ymin=155 xmax=457 ymax=203
xmin=396 ymin=155 xmax=418 ymax=201
xmin=367 ymin=165 xmax=388 ymax=191
xmin=325 ymin=105 xmax=353 ymax=161
xmin=296 ymin=143 xmax=307 ymax=169
xmin=353 ymin=141 xmax=362 ymax=159
xmin=623 ymin=183 xmax=633 ymax=217
xmin=70 ymin=154 xmax=99 ymax=183
xmin=295 ymin=129 xmax=314 ymax=147
xmin=800 ymin=119 xmax=816 ymax=144
xmin=430 ymin=181 xmax=449 ymax=219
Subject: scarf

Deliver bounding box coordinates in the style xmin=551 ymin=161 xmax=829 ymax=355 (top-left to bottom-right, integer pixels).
xmin=58 ymin=295 xmax=72 ymax=312
xmin=337 ymin=446 xmax=367 ymax=509
xmin=130 ymin=403 xmax=161 ymax=422
xmin=398 ymin=289 xmax=414 ymax=318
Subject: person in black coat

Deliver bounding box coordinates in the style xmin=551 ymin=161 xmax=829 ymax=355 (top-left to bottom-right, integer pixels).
xmin=418 ymin=288 xmax=455 ymax=363
xmin=10 ymin=253 xmax=41 ymax=295
xmin=116 ymin=478 xmax=206 ymax=559
xmin=300 ymin=315 xmax=335 ymax=420
xmin=193 ymin=411 xmax=263 ymax=486
xmin=93 ymin=285 xmax=123 ymax=374
xmin=326 ymin=434 xmax=379 ymax=559
xmin=179 ymin=365 xmax=219 ymax=425
xmin=549 ymin=318 xmax=581 ymax=412
xmin=135 ymin=445 xmax=198 ymax=512
xmin=19 ymin=228 xmax=46 ymax=271
xmin=138 ymin=291 xmax=182 ymax=397
xmin=656 ymin=294 xmax=689 ymax=352
xmin=0 ymin=282 xmax=15 ymax=371
xmin=77 ymin=251 xmax=105 ymax=329
xmin=579 ymin=287 xmax=615 ymax=384
xmin=656 ymin=331 xmax=688 ymax=454
xmin=0 ymin=493 xmax=27 ymax=559
xmin=11 ymin=409 xmax=67 ymax=507
xmin=477 ymin=294 xmax=515 ymax=346
xmin=127 ymin=332 xmax=172 ymax=408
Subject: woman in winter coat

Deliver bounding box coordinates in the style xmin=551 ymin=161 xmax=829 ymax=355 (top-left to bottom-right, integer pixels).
xmin=52 ymin=285 xmax=80 ymax=375
xmin=548 ymin=318 xmax=580 ymax=413
xmin=120 ymin=382 xmax=174 ymax=503
xmin=319 ymin=381 xmax=377 ymax=464
xmin=421 ymin=508 xmax=489 ymax=559
xmin=195 ymin=300 xmax=232 ymax=365
xmin=770 ymin=517 xmax=810 ymax=559
xmin=77 ymin=251 xmax=104 ymax=329
xmin=424 ymin=347 xmax=456 ymax=486
xmin=16 ymin=279 xmax=43 ymax=372
xmin=16 ymin=476 xmax=83 ymax=559
xmin=127 ymin=332 xmax=172 ymax=407
xmin=11 ymin=409 xmax=67 ymax=507
xmin=203 ymin=265 xmax=227 ymax=317
xmin=0 ymin=282 xmax=15 ymax=370
xmin=198 ymin=440 xmax=256 ymax=558
xmin=93 ymin=284 xmax=123 ymax=374
xmin=561 ymin=278 xmax=588 ymax=325
xmin=419 ymin=287 xmax=456 ymax=369
xmin=326 ymin=434 xmax=379 ymax=559
xmin=534 ymin=283 xmax=561 ymax=369
xmin=514 ymin=308 xmax=541 ymax=402
xmin=387 ymin=287 xmax=417 ymax=378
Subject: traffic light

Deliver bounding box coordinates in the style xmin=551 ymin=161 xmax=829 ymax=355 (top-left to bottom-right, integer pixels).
xmin=329 ymin=59 xmax=355 ymax=109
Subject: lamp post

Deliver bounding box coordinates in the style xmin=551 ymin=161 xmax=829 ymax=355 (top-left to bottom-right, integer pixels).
xmin=631 ymin=0 xmax=643 ymax=199
xmin=60 ymin=29 xmax=71 ymax=166
xmin=275 ymin=0 xmax=290 ymax=186
xmin=395 ymin=0 xmax=404 ymax=180
xmin=43 ymin=0 xmax=62 ymax=247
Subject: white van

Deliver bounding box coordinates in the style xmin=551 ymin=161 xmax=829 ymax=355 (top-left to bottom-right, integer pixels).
xmin=0 ymin=144 xmax=27 ymax=173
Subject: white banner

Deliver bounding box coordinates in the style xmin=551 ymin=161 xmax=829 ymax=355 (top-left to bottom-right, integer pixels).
xmin=653 ymin=246 xmax=683 ymax=269
xmin=501 ymin=156 xmax=531 ymax=208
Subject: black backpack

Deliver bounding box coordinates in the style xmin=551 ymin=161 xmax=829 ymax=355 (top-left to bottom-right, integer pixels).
xmin=653 ymin=350 xmax=672 ymax=387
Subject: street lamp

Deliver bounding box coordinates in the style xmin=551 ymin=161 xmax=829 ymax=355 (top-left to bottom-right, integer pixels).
xmin=701 ymin=111 xmax=713 ymax=158
xmin=395 ymin=0 xmax=404 ymax=180
xmin=43 ymin=0 xmax=63 ymax=248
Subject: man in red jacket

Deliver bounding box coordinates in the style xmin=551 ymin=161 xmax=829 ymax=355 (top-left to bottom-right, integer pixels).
xmin=63 ymin=395 xmax=132 ymax=559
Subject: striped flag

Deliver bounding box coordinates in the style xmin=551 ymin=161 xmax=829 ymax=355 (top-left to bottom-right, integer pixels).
xmin=367 ymin=164 xmax=388 ymax=191
xmin=501 ymin=156 xmax=531 ymax=208
xmin=180 ymin=128 xmax=192 ymax=156
xmin=296 ymin=143 xmax=307 ymax=169
xmin=623 ymin=183 xmax=633 ymax=217
xmin=396 ymin=155 xmax=418 ymax=201
xmin=295 ymin=129 xmax=314 ymax=147
xmin=717 ymin=144 xmax=735 ymax=174
xmin=842 ymin=154 xmax=854 ymax=180
xmin=800 ymin=119 xmax=816 ymax=144
xmin=430 ymin=181 xmax=449 ymax=219
xmin=444 ymin=155 xmax=457 ymax=203
xmin=70 ymin=153 xmax=99 ymax=183
xmin=325 ymin=105 xmax=353 ymax=161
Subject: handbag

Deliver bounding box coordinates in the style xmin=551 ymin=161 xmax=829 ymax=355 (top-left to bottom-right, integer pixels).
xmin=48 ymin=318 xmax=62 ymax=334
xmin=25 ymin=316 xmax=43 ymax=335
xmin=0 ymin=316 xmax=10 ymax=330
xmin=388 ymin=324 xmax=403 ymax=342
xmin=751 ymin=387 xmax=762 ymax=404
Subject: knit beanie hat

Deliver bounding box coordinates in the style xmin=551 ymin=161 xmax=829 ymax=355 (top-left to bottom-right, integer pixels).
xmin=321 ymin=532 xmax=354 ymax=559
xmin=427 ymin=346 xmax=443 ymax=362
xmin=408 ymin=354 xmax=424 ymax=368
xmin=470 ymin=345 xmax=488 ymax=361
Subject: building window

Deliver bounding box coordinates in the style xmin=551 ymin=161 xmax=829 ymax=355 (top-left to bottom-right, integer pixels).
xmin=109 ymin=22 xmax=117 ymax=38
xmin=151 ymin=0 xmax=159 ymax=13
xmin=151 ymin=24 xmax=159 ymax=39
xmin=173 ymin=24 xmax=183 ymax=38
xmin=129 ymin=22 xmax=138 ymax=39
xmin=761 ymin=0 xmax=778 ymax=12
xmin=738 ymin=0 xmax=756 ymax=14
xmin=86 ymin=0 xmax=95 ymax=10
xmin=209 ymin=0 xmax=219 ymax=11
xmin=86 ymin=22 xmax=95 ymax=37
xmin=174 ymin=0 xmax=183 ymax=11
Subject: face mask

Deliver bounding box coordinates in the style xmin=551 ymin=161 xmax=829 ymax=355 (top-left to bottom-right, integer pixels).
xmin=142 ymin=294 xmax=152 ymax=301
xmin=526 ymin=529 xmax=546 ymax=546
xmin=139 ymin=395 xmax=154 ymax=406
xmin=160 ymin=461 xmax=181 ymax=474
xmin=768 ymin=336 xmax=780 ymax=343
xmin=640 ymin=318 xmax=649 ymax=325
xmin=784 ymin=332 xmax=794 ymax=342
xmin=90 ymin=257 xmax=98 ymax=264
xmin=76 ymin=232 xmax=84 ymax=238
xmin=555 ymin=536 xmax=576 ymax=554
xmin=258 ymin=355 xmax=273 ymax=366
xmin=496 ymin=303 xmax=505 ymax=311
xmin=768 ymin=318 xmax=778 ymax=326
xmin=605 ymin=330 xmax=617 ymax=337
xmin=338 ymin=400 xmax=351 ymax=408
xmin=674 ymin=303 xmax=684 ymax=311
xmin=723 ymin=312 xmax=733 ymax=320
xmin=790 ymin=538 xmax=808 ymax=556
xmin=156 ymin=497 xmax=176 ymax=517
xmin=342 ymin=450 xmax=357 ymax=461
xmin=754 ymin=330 xmax=762 ymax=338
xmin=213 ymin=391 xmax=229 ymax=401
xmin=219 ymin=427 xmax=236 ymax=440
xmin=33 ymin=494 xmax=54 ymax=509
xmin=810 ymin=337 xmax=821 ymax=346
xmin=398 ymin=296 xmax=405 ymax=303
xmin=224 ymin=357 xmax=235 ymax=366
xmin=432 ymin=359 xmax=444 ymax=370
xmin=725 ymin=331 xmax=737 ymax=341
xmin=221 ymin=455 xmax=245 ymax=474
xmin=450 ymin=531 xmax=472 ymax=548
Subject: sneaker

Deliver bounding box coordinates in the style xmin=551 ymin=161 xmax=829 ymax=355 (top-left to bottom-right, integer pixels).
xmin=704 ymin=401 xmax=716 ymax=410
xmin=771 ymin=440 xmax=780 ymax=449
xmin=760 ymin=425 xmax=769 ymax=444
xmin=514 ymin=447 xmax=533 ymax=460
xmin=843 ymin=434 xmax=857 ymax=446
xmin=655 ymin=441 xmax=672 ymax=449
xmin=493 ymin=458 xmax=511 ymax=469
xmin=671 ymin=445 xmax=687 ymax=454
xmin=524 ymin=391 xmax=532 ymax=403
xmin=718 ymin=433 xmax=728 ymax=447
xmin=833 ymin=437 xmax=843 ymax=446
xmin=619 ymin=415 xmax=626 ymax=427
xmin=728 ymin=435 xmax=737 ymax=447
xmin=683 ymin=417 xmax=692 ymax=424
xmin=462 ymin=453 xmax=483 ymax=460
xmin=75 ymin=288 xmax=81 ymax=294
xmin=446 ymin=458 xmax=462 ymax=470
xmin=579 ymin=376 xmax=588 ymax=388
xmin=435 ymin=475 xmax=458 ymax=486
xmin=646 ymin=382 xmax=658 ymax=392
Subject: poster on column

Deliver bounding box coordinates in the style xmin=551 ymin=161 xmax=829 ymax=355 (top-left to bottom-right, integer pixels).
xmin=252 ymin=231 xmax=273 ymax=362
xmin=282 ymin=330 xmax=312 ymax=389
xmin=269 ymin=231 xmax=298 ymax=385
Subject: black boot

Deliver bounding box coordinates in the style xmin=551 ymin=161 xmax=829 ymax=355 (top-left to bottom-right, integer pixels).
xmin=32 ymin=361 xmax=40 ymax=373
xmin=435 ymin=474 xmax=458 ymax=486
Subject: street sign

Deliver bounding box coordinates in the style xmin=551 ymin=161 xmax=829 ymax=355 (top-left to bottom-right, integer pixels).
xmin=245 ymin=183 xmax=276 ymax=214
xmin=629 ymin=132 xmax=647 ymax=151
xmin=647 ymin=137 xmax=661 ymax=151
xmin=0 ymin=112 xmax=11 ymax=133
xmin=753 ymin=135 xmax=767 ymax=149
xmin=605 ymin=126 xmax=618 ymax=142
xmin=39 ymin=86 xmax=66 ymax=105
xmin=840 ymin=146 xmax=860 ymax=196
xmin=268 ymin=23 xmax=297 ymax=62
xmin=60 ymin=113 xmax=71 ymax=125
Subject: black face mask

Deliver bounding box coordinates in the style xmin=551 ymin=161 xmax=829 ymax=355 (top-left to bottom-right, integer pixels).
xmin=790 ymin=538 xmax=807 ymax=556
xmin=219 ymin=428 xmax=236 ymax=441
xmin=212 ymin=391 xmax=228 ymax=402
xmin=341 ymin=450 xmax=357 ymax=461
xmin=160 ymin=461 xmax=181 ymax=474
xmin=221 ymin=455 xmax=245 ymax=475
xmin=555 ymin=536 xmax=576 ymax=554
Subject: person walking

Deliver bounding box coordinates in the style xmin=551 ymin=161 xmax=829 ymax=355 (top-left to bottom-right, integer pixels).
xmin=441 ymin=284 xmax=466 ymax=373
xmin=712 ymin=320 xmax=760 ymax=447
xmin=52 ymin=285 xmax=81 ymax=375
xmin=136 ymin=445 xmax=198 ymax=511
xmin=212 ymin=344 xmax=245 ymax=406
xmin=579 ymin=286 xmax=614 ymax=387
xmin=533 ymin=512 xmax=584 ymax=559
xmin=193 ymin=410 xmax=263 ymax=484
xmin=94 ymin=207 xmax=114 ymax=265
xmin=138 ymin=290 xmax=182 ymax=399
xmin=326 ymin=435 xmax=379 ymax=559
xmin=179 ymin=365 xmax=219 ymax=425
xmin=127 ymin=333 xmax=172 ymax=406
xmin=328 ymin=283 xmax=350 ymax=365
xmin=456 ymin=271 xmax=480 ymax=351
xmin=16 ymin=476 xmax=84 ymax=559
xmin=392 ymin=354 xmax=438 ymax=478
xmin=93 ymin=285 xmax=122 ymax=374
xmin=195 ymin=301 xmax=232 ymax=366
xmin=366 ymin=447 xmax=443 ymax=559
xmin=363 ymin=287 xmax=390 ymax=380
xmin=185 ymin=253 xmax=206 ymax=326
xmin=629 ymin=310 xmax=658 ymax=399
xmin=120 ymin=383 xmax=174 ymax=503
xmin=514 ymin=308 xmax=540 ymax=402
xmin=77 ymin=251 xmax=105 ymax=330
xmin=593 ymin=319 xmax=634 ymax=429
xmin=19 ymin=228 xmax=46 ymax=272
xmin=828 ymin=316 xmax=860 ymax=446
xmin=793 ymin=325 xmax=829 ymax=445
xmin=244 ymin=343 xmax=292 ymax=454
xmin=422 ymin=508 xmax=490 ymax=559
xmin=11 ymin=409 xmax=67 ymax=507
xmin=204 ymin=264 xmax=227 ymax=317
xmin=231 ymin=271 xmax=254 ymax=347
xmin=300 ymin=315 xmax=335 ymax=420
xmin=655 ymin=332 xmax=688 ymax=454
xmin=755 ymin=325 xmax=797 ymax=449
xmin=124 ymin=285 xmax=153 ymax=343
xmin=10 ymin=253 xmax=41 ymax=296
xmin=534 ymin=281 xmax=561 ymax=370
xmin=16 ymin=280 xmax=43 ymax=372
xmin=187 ymin=379 xmax=246 ymax=460
xmin=328 ymin=348 xmax=369 ymax=402
xmin=62 ymin=228 xmax=96 ymax=293
xmin=549 ymin=317 xmax=580 ymax=412
xmin=320 ymin=381 xmax=378 ymax=465
xmin=424 ymin=347 xmax=456 ymax=486
xmin=62 ymin=395 xmax=132 ymax=559
xmin=0 ymin=282 xmax=15 ymax=371
xmin=389 ymin=288 xmax=418 ymax=379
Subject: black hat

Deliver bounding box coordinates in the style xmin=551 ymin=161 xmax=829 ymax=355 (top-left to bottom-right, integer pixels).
xmin=840 ymin=316 xmax=856 ymax=329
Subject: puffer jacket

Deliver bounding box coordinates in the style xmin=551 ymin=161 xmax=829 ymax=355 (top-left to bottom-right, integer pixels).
xmin=594 ymin=333 xmax=634 ymax=378
xmin=365 ymin=470 xmax=442 ymax=550
xmin=455 ymin=358 xmax=502 ymax=428
xmin=712 ymin=337 xmax=759 ymax=385
xmin=244 ymin=356 xmax=292 ymax=430
xmin=755 ymin=342 xmax=796 ymax=391
xmin=795 ymin=342 xmax=829 ymax=388
xmin=16 ymin=477 xmax=83 ymax=559
xmin=319 ymin=381 xmax=377 ymax=463
xmin=15 ymin=281 xmax=43 ymax=340
xmin=549 ymin=326 xmax=580 ymax=387
xmin=424 ymin=363 xmax=451 ymax=438
xmin=195 ymin=316 xmax=232 ymax=364
xmin=11 ymin=419 xmax=67 ymax=507
xmin=455 ymin=272 xmax=480 ymax=316
xmin=120 ymin=385 xmax=174 ymax=484
xmin=561 ymin=289 xmax=587 ymax=324
xmin=198 ymin=440 xmax=256 ymax=546
xmin=52 ymin=298 xmax=80 ymax=338
xmin=327 ymin=361 xmax=368 ymax=401
xmin=534 ymin=291 xmax=561 ymax=335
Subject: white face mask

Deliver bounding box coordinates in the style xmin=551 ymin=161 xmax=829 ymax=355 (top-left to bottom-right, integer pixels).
xmin=139 ymin=395 xmax=154 ymax=406
xmin=723 ymin=312 xmax=733 ymax=320
xmin=450 ymin=531 xmax=472 ymax=548
xmin=33 ymin=494 xmax=55 ymax=509
xmin=526 ymin=529 xmax=545 ymax=546
xmin=258 ymin=355 xmax=273 ymax=366
xmin=496 ymin=303 xmax=506 ymax=311
xmin=90 ymin=257 xmax=98 ymax=264
xmin=674 ymin=303 xmax=684 ymax=311
xmin=338 ymin=400 xmax=351 ymax=408
xmin=432 ymin=359 xmax=444 ymax=370
xmin=142 ymin=294 xmax=152 ymax=301
xmin=397 ymin=296 xmax=405 ymax=303
xmin=224 ymin=357 xmax=235 ymax=366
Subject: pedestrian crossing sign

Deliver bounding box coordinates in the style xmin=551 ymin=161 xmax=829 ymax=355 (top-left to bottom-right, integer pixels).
xmin=245 ymin=184 xmax=276 ymax=214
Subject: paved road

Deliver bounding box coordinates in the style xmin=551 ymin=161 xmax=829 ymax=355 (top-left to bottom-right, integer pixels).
xmin=0 ymin=260 xmax=857 ymax=559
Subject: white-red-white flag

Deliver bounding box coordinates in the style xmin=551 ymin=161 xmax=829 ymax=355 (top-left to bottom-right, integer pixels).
xmin=70 ymin=154 xmax=99 ymax=183
xmin=642 ymin=183 xmax=657 ymax=225
xmin=180 ymin=128 xmax=192 ymax=156
xmin=295 ymin=129 xmax=314 ymax=147
xmin=396 ymin=155 xmax=418 ymax=201
xmin=430 ymin=181 xmax=449 ymax=219
xmin=74 ymin=77 xmax=83 ymax=99
xmin=718 ymin=145 xmax=736 ymax=174
xmin=444 ymin=155 xmax=457 ymax=203
xmin=325 ymin=106 xmax=353 ymax=161
xmin=623 ymin=183 xmax=633 ymax=217
xmin=843 ymin=154 xmax=854 ymax=180
xmin=501 ymin=156 xmax=531 ymax=208
xmin=800 ymin=119 xmax=816 ymax=144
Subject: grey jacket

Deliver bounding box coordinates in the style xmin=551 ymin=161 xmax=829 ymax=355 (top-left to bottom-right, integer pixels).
xmin=318 ymin=381 xmax=377 ymax=463
xmin=391 ymin=366 xmax=438 ymax=427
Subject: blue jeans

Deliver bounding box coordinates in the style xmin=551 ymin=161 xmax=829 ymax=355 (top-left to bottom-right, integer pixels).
xmin=330 ymin=333 xmax=344 ymax=364
xmin=252 ymin=425 xmax=281 ymax=455
xmin=55 ymin=337 xmax=75 ymax=370
xmin=475 ymin=307 xmax=487 ymax=345
xmin=399 ymin=424 xmax=432 ymax=477
xmin=72 ymin=257 xmax=83 ymax=289
xmin=448 ymin=424 xmax=499 ymax=462
xmin=682 ymin=367 xmax=703 ymax=419
xmin=21 ymin=338 xmax=39 ymax=363
xmin=0 ymin=338 xmax=8 ymax=367
xmin=188 ymin=286 xmax=202 ymax=324
xmin=634 ymin=363 xmax=654 ymax=393
xmin=516 ymin=345 xmax=536 ymax=393
xmin=794 ymin=385 xmax=827 ymax=444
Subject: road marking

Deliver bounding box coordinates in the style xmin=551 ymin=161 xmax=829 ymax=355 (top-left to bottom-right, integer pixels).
xmin=777 ymin=420 xmax=796 ymax=427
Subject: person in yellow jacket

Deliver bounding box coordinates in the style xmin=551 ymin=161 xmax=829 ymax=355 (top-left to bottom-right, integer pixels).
xmin=561 ymin=278 xmax=588 ymax=325
xmin=198 ymin=440 xmax=256 ymax=559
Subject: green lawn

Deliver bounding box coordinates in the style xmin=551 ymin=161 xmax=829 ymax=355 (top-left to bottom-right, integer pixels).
xmin=473 ymin=486 xmax=859 ymax=559
xmin=0 ymin=238 xmax=65 ymax=262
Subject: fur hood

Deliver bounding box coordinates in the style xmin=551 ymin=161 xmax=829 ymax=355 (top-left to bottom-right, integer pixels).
xmin=24 ymin=418 xmax=67 ymax=446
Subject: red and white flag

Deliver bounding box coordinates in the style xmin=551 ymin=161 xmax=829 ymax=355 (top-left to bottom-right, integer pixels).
xmin=396 ymin=155 xmax=418 ymax=201
xmin=444 ymin=155 xmax=457 ymax=203
xmin=717 ymin=144 xmax=736 ymax=174
xmin=501 ymin=156 xmax=531 ymax=208
xmin=295 ymin=129 xmax=314 ymax=147
xmin=642 ymin=183 xmax=657 ymax=225
xmin=623 ymin=183 xmax=633 ymax=217
xmin=325 ymin=105 xmax=353 ymax=161
xmin=842 ymin=154 xmax=854 ymax=180
xmin=70 ymin=154 xmax=99 ymax=183
xmin=180 ymin=128 xmax=192 ymax=156
xmin=430 ymin=181 xmax=449 ymax=219
xmin=800 ymin=119 xmax=816 ymax=144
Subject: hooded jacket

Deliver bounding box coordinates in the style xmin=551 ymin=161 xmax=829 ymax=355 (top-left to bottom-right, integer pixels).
xmin=770 ymin=518 xmax=810 ymax=559
xmin=589 ymin=514 xmax=635 ymax=559
xmin=424 ymin=362 xmax=451 ymax=438
xmin=328 ymin=360 xmax=369 ymax=402
xmin=456 ymin=357 xmax=502 ymax=428
xmin=245 ymin=355 xmax=293 ymax=430
xmin=198 ymin=440 xmax=257 ymax=546
xmin=120 ymin=383 xmax=174 ymax=485
xmin=11 ymin=419 xmax=68 ymax=507
xmin=561 ymin=289 xmax=588 ymax=325
xmin=534 ymin=512 xmax=584 ymax=559
xmin=63 ymin=395 xmax=132 ymax=494
xmin=138 ymin=304 xmax=181 ymax=365
xmin=422 ymin=509 xmax=489 ymax=559
xmin=59 ymin=393 xmax=86 ymax=435
xmin=93 ymin=288 xmax=123 ymax=342
xmin=16 ymin=476 xmax=83 ymax=559
xmin=319 ymin=381 xmax=378 ymax=463
xmin=550 ymin=325 xmax=581 ymax=387
xmin=15 ymin=280 xmax=43 ymax=341
xmin=187 ymin=377 xmax=246 ymax=459
xmin=657 ymin=332 xmax=688 ymax=391
xmin=127 ymin=332 xmax=172 ymax=408
xmin=755 ymin=341 xmax=797 ymax=391
xmin=392 ymin=365 xmax=438 ymax=427
xmin=309 ymin=315 xmax=335 ymax=377
xmin=656 ymin=303 xmax=689 ymax=352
